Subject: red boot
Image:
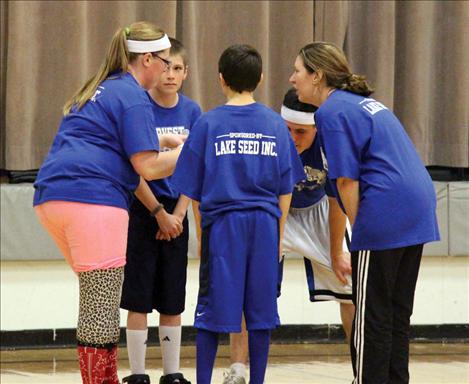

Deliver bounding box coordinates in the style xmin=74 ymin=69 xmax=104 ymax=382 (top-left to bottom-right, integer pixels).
xmin=78 ymin=345 xmax=108 ymax=384
xmin=103 ymin=345 xmax=120 ymax=384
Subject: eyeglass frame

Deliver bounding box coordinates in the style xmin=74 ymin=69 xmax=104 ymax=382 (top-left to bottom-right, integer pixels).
xmin=150 ymin=53 xmax=172 ymax=69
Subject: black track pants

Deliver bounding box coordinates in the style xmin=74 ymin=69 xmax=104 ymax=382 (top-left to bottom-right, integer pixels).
xmin=351 ymin=244 xmax=423 ymax=384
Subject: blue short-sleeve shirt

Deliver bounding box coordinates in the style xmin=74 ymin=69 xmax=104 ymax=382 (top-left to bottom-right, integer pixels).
xmin=315 ymin=90 xmax=440 ymax=251
xmin=171 ymin=103 xmax=305 ymax=228
xmin=149 ymin=94 xmax=202 ymax=199
xmin=33 ymin=72 xmax=159 ymax=210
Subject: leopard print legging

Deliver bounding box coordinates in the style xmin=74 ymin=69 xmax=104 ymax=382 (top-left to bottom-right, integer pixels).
xmin=77 ymin=267 xmax=124 ymax=346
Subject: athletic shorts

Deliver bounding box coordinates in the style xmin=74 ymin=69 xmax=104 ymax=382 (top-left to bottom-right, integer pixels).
xmin=120 ymin=197 xmax=189 ymax=315
xmin=195 ymin=209 xmax=279 ymax=333
xmin=281 ymin=195 xmax=353 ymax=303
xmin=34 ymin=201 xmax=128 ymax=273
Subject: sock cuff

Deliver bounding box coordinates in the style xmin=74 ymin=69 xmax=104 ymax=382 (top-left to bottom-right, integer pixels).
xmin=231 ymin=362 xmax=247 ymax=377
xmin=126 ymin=328 xmax=148 ymax=337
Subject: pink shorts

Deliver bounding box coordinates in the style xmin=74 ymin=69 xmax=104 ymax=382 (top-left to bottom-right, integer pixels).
xmin=34 ymin=201 xmax=129 ymax=273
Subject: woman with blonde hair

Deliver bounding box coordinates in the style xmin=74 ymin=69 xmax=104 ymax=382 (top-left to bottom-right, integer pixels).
xmin=33 ymin=21 xmax=185 ymax=384
xmin=290 ymin=42 xmax=439 ymax=384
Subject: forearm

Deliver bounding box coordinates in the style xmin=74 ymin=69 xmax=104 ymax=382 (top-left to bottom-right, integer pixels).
xmin=135 ymin=177 xmax=159 ymax=212
xmin=328 ymin=196 xmax=347 ymax=258
xmin=192 ymin=199 xmax=202 ymax=242
xmin=130 ymin=145 xmax=183 ymax=181
xmin=278 ymin=193 xmax=292 ymax=239
xmin=173 ymin=194 xmax=191 ymax=220
xmin=336 ymin=177 xmax=359 ymax=226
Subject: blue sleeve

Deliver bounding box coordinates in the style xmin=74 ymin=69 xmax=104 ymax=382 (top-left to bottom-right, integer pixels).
xmin=279 ymin=124 xmax=306 ymax=195
xmin=321 ymin=112 xmax=364 ymax=181
xmin=324 ymin=177 xmax=336 ymax=197
xmin=120 ymin=104 xmax=159 ymax=157
xmin=171 ymin=119 xmax=207 ymax=201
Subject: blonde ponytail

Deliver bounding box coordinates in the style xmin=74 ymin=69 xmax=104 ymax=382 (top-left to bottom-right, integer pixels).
xmin=63 ymin=21 xmax=165 ymax=115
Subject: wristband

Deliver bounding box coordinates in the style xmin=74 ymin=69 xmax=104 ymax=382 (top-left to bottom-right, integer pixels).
xmin=150 ymin=203 xmax=164 ymax=217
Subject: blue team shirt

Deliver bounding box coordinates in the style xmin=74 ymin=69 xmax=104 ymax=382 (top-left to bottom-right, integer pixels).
xmin=33 ymin=72 xmax=159 ymax=210
xmin=149 ymin=94 xmax=202 ymax=199
xmin=315 ymin=90 xmax=439 ymax=251
xmin=291 ymin=137 xmax=328 ymax=208
xmin=171 ymin=103 xmax=305 ymax=228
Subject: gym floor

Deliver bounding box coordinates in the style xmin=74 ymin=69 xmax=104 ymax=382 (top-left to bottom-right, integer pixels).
xmin=1 ymin=342 xmax=468 ymax=383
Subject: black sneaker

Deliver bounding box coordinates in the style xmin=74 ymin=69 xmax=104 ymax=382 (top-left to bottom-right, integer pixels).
xmin=159 ymin=372 xmax=191 ymax=384
xmin=122 ymin=374 xmax=151 ymax=384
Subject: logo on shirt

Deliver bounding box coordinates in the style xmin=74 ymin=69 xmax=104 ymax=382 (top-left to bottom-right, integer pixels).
xmin=295 ymin=166 xmax=327 ymax=192
xmin=156 ymin=126 xmax=187 ymax=135
xmin=214 ymin=132 xmax=277 ymax=157
xmin=91 ymin=86 xmax=105 ymax=102
xmin=359 ymin=98 xmax=388 ymax=115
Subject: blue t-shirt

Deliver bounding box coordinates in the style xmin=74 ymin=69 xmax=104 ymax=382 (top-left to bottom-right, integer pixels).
xmin=33 ymin=72 xmax=159 ymax=210
xmin=149 ymin=94 xmax=202 ymax=199
xmin=291 ymin=137 xmax=328 ymax=208
xmin=315 ymin=90 xmax=439 ymax=251
xmin=171 ymin=103 xmax=305 ymax=228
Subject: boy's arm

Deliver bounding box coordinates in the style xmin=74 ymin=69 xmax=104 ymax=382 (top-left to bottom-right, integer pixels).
xmin=173 ymin=194 xmax=191 ymax=221
xmin=159 ymin=194 xmax=191 ymax=241
xmin=134 ymin=176 xmax=159 ymax=211
xmin=328 ymin=196 xmax=352 ymax=285
xmin=135 ymin=177 xmax=183 ymax=241
xmin=278 ymin=193 xmax=292 ymax=259
xmin=191 ymin=199 xmax=202 ymax=257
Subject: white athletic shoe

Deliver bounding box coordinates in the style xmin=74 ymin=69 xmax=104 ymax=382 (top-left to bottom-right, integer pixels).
xmin=222 ymin=369 xmax=246 ymax=384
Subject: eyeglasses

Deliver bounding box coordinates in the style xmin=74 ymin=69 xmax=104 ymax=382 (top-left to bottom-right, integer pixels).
xmin=151 ymin=53 xmax=172 ymax=69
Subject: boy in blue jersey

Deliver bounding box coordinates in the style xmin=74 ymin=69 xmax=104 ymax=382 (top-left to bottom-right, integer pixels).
xmin=171 ymin=45 xmax=305 ymax=384
xmin=225 ymin=89 xmax=355 ymax=384
xmin=291 ymin=42 xmax=439 ymax=384
xmin=121 ymin=38 xmax=201 ymax=384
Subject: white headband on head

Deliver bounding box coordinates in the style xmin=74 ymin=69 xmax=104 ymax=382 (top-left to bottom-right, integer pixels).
xmin=281 ymin=105 xmax=315 ymax=125
xmin=126 ymin=34 xmax=171 ymax=53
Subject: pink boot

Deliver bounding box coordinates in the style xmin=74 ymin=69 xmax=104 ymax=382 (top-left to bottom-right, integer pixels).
xmin=78 ymin=345 xmax=108 ymax=384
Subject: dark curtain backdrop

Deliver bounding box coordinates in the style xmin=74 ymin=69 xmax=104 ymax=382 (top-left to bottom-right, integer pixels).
xmin=1 ymin=0 xmax=468 ymax=170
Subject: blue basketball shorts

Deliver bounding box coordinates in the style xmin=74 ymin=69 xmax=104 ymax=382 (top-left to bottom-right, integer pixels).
xmin=195 ymin=209 xmax=280 ymax=333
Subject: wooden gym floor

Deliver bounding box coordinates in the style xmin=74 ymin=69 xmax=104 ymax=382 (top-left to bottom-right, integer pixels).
xmin=1 ymin=343 xmax=468 ymax=383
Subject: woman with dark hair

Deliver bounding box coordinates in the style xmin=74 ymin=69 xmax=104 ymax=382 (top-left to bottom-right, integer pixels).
xmin=290 ymin=42 xmax=439 ymax=384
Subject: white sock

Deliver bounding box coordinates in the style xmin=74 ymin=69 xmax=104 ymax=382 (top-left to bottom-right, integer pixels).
xmin=126 ymin=329 xmax=148 ymax=374
xmin=231 ymin=362 xmax=247 ymax=378
xmin=159 ymin=325 xmax=182 ymax=375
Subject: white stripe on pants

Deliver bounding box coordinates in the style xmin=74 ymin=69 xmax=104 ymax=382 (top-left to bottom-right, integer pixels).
xmin=353 ymin=250 xmax=370 ymax=384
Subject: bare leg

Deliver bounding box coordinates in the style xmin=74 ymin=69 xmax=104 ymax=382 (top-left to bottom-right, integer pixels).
xmin=127 ymin=311 xmax=148 ymax=330
xmin=230 ymin=317 xmax=249 ymax=364
xmin=160 ymin=313 xmax=181 ymax=326
xmin=340 ymin=302 xmax=355 ymax=344
xmin=225 ymin=317 xmax=249 ymax=383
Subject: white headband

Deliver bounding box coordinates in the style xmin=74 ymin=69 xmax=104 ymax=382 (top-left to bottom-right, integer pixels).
xmin=126 ymin=34 xmax=171 ymax=53
xmin=281 ymin=105 xmax=315 ymax=125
